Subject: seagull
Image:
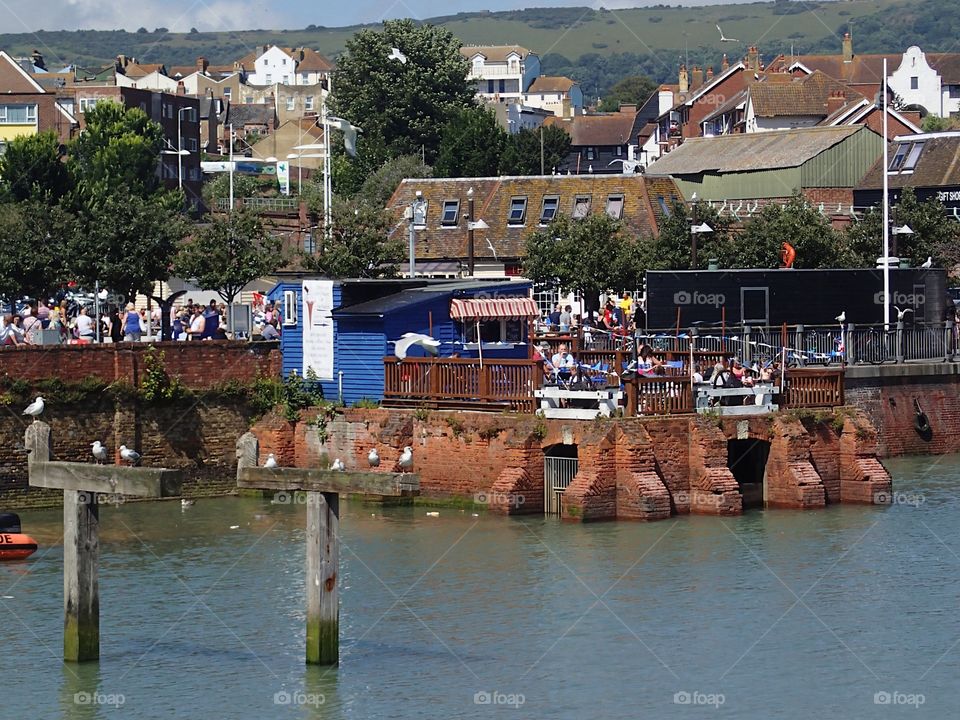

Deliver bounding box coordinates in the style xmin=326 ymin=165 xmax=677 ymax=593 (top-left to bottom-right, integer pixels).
xmin=835 ymin=311 xmax=846 ymax=323
xmin=717 ymin=24 xmax=740 ymax=43
xmin=119 ymin=445 xmax=141 ymax=466
xmin=91 ymin=441 xmax=108 ymax=464
xmin=921 ymin=256 xmax=933 ymax=268
xmin=895 ymin=306 xmax=914 ymax=321
xmin=388 ymin=47 xmax=407 ymax=64
xmin=486 ymin=238 xmax=499 ymax=261
xmin=22 ymin=396 xmax=44 ymax=420
xmin=398 ymin=446 xmax=413 ymax=471
xmin=326 ymin=116 xmax=362 ymax=158
xmin=394 ymin=332 xmax=441 ymax=361
xmin=331 ymin=458 xmax=345 ymax=471
xmin=264 ymin=453 xmax=277 ymax=468
xmin=181 ymin=498 xmax=195 ymax=508
xmin=368 ymin=448 xmax=380 ymax=467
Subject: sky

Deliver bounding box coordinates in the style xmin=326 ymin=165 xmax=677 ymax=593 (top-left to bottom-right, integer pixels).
xmin=0 ymin=0 xmax=749 ymax=33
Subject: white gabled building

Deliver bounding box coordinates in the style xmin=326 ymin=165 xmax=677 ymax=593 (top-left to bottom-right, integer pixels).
xmin=239 ymin=45 xmax=334 ymax=87
xmin=462 ymin=45 xmax=540 ymax=101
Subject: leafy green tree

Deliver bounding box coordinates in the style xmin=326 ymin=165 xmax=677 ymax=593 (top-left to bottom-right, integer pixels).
xmin=499 ymin=125 xmax=571 ymax=176
xmin=845 ymin=187 xmax=960 ymax=268
xmin=639 ymin=200 xmax=733 ymax=270
xmin=174 ymin=209 xmax=283 ymax=303
xmin=66 ymin=188 xmax=187 ymax=301
xmin=357 ymin=154 xmax=433 ymax=206
xmin=0 ymin=201 xmax=74 ymax=300
xmin=68 ymin=101 xmax=164 ymax=199
xmin=598 ymin=75 xmax=658 ymax=112
xmin=737 ymin=196 xmax=845 ymax=268
xmin=328 ymin=19 xmax=474 ymax=188
xmin=524 ymin=213 xmax=644 ymax=301
xmin=0 ymin=131 xmax=70 ymax=203
xmin=435 ymin=106 xmax=505 ymax=178
xmin=300 ymin=198 xmax=405 ymax=279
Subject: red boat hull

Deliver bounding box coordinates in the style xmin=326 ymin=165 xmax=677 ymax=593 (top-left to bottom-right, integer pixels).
xmin=0 ymin=533 xmax=38 ymax=560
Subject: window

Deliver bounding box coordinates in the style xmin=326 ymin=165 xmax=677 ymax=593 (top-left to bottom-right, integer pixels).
xmin=910 ymin=76 xmax=919 ymax=90
xmin=0 ymin=104 xmax=37 ymax=123
xmin=285 ymin=96 xmax=295 ymax=111
xmin=301 ymin=72 xmax=309 ymax=83
xmin=282 ymin=75 xmax=290 ymax=85
xmin=657 ymin=195 xmax=671 ymax=216
xmin=78 ymin=97 xmax=99 ymax=113
xmin=508 ymin=197 xmax=527 ymax=225
xmin=889 ymin=142 xmax=910 ymax=171
xmin=606 ymin=194 xmax=624 ymax=220
xmin=572 ymin=195 xmax=591 ymax=219
xmin=244 ymin=96 xmax=253 ymax=104
xmin=441 ymin=199 xmax=460 ymax=226
xmin=305 ymin=95 xmax=314 ymax=111
xmin=466 ymin=319 xmax=523 ymax=343
xmin=586 ymin=147 xmax=595 ymax=161
xmin=265 ymin=73 xmax=272 ymax=83
xmin=540 ymin=196 xmax=559 ymax=224
xmin=304 ymin=232 xmax=316 ymax=254
xmin=189 ymin=138 xmax=199 ymax=152
xmin=281 ymin=58 xmax=287 ymax=66
xmin=615 ymin=145 xmax=623 ymax=157
xmin=283 ymin=290 xmax=298 ymax=326
xmin=950 ymin=85 xmax=960 ymax=99
xmin=903 ymin=141 xmax=924 ymax=170
xmin=223 ymin=87 xmax=232 ymax=101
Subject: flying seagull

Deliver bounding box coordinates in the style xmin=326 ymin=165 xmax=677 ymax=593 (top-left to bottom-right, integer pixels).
xmin=921 ymin=256 xmax=933 ymax=268
xmin=398 ymin=446 xmax=413 ymax=471
xmin=394 ymin=332 xmax=441 ymax=361
xmin=23 ymin=396 xmax=44 ymax=420
xmin=119 ymin=445 xmax=141 ymax=466
xmin=835 ymin=311 xmax=846 ymax=323
xmin=264 ymin=453 xmax=278 ymax=468
xmin=91 ymin=441 xmax=107 ymax=465
xmin=388 ymin=47 xmax=407 ymax=64
xmin=368 ymin=448 xmax=380 ymax=468
xmin=716 ymin=24 xmax=740 ymax=43
xmin=331 ymin=458 xmax=346 ymax=471
xmin=326 ymin=116 xmax=362 ymax=158
xmin=608 ymin=158 xmax=640 ymax=173
xmin=895 ymin=306 xmax=914 ymax=321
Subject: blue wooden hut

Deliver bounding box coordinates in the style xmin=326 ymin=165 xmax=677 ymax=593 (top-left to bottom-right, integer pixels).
xmin=267 ymin=277 xmax=536 ymax=405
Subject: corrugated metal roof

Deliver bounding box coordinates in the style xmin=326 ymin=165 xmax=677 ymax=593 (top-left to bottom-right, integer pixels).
xmin=646 ymin=125 xmax=864 ymax=175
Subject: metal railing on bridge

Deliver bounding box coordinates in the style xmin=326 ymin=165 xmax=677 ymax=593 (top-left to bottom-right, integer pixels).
xmin=214 ymin=197 xmax=300 ymax=213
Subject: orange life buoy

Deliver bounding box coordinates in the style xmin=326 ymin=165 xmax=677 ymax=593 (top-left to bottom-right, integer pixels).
xmin=0 ymin=532 xmax=38 ymax=561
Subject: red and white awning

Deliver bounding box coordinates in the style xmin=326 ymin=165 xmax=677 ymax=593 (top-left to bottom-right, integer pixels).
xmin=450 ymin=297 xmax=539 ymax=322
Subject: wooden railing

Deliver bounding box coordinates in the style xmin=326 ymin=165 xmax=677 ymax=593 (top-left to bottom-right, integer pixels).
xmin=628 ymin=377 xmax=695 ymax=416
xmin=782 ymin=369 xmax=844 ymax=408
xmin=383 ymin=357 xmax=542 ymax=413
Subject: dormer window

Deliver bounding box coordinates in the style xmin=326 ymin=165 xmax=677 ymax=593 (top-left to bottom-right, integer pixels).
xmin=508 ymin=197 xmax=527 ymax=225
xmin=889 ymin=141 xmax=924 ymax=172
xmin=572 ymin=195 xmax=591 ymax=219
xmin=441 ymin=199 xmax=460 ymax=226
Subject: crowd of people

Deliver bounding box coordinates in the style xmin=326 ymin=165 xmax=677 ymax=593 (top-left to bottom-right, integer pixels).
xmin=538 ymin=292 xmax=646 ymax=343
xmin=0 ymin=296 xmax=284 ymax=346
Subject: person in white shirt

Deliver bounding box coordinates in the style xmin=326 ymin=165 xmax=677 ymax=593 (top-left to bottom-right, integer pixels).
xmin=188 ymin=307 xmax=206 ymax=341
xmin=75 ymin=307 xmax=94 ymax=341
xmin=551 ymin=343 xmax=575 ymax=369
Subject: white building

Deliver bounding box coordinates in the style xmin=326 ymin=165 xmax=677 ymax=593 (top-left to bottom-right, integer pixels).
xmin=523 ymin=76 xmax=583 ymax=118
xmin=462 ymin=45 xmax=540 ymax=101
xmin=241 ymin=46 xmax=333 ymax=87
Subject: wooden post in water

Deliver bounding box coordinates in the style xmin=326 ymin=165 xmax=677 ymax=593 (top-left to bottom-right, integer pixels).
xmin=26 ymin=422 xmax=182 ymax=662
xmin=236 ymin=438 xmax=418 ymax=666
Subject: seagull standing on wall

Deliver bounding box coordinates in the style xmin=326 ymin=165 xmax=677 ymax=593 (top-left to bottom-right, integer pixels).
xmin=921 ymin=256 xmax=933 ymax=268
xmin=398 ymin=446 xmax=413 ymax=471
xmin=23 ymin=396 xmax=44 ymax=421
xmin=264 ymin=453 xmax=278 ymax=468
xmin=91 ymin=441 xmax=108 ymax=465
xmin=368 ymin=448 xmax=380 ymax=468
xmin=119 ymin=445 xmax=141 ymax=466
xmin=835 ymin=311 xmax=846 ymax=324
xmin=331 ymin=458 xmax=346 ymax=471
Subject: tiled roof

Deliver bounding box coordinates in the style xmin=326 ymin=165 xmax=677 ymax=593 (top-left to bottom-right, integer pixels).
xmin=461 ymin=45 xmax=533 ymax=62
xmin=527 ymin=75 xmax=576 ymax=93
xmin=222 ymin=104 xmax=276 ymax=126
xmin=749 ymin=71 xmax=855 ymax=117
xmin=647 ymin=125 xmax=865 ymax=175
xmin=544 ymin=111 xmax=637 ymax=146
xmin=856 ymin=133 xmax=960 ymax=190
xmin=234 ymin=47 xmax=333 ymax=73
xmin=386 ymin=175 xmax=677 ymax=261
xmin=123 ymin=63 xmax=165 ymax=78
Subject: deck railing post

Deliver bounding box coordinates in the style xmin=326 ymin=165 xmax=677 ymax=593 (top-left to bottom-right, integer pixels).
xmin=896 ymin=320 xmax=905 ymax=364
xmin=846 ymin=323 xmax=856 ymax=364
xmin=429 ymin=358 xmax=441 ymax=400
xmin=742 ymin=325 xmax=751 ymax=364
xmin=946 ymin=320 xmax=956 ymax=362
xmin=795 ymin=324 xmax=804 ymax=365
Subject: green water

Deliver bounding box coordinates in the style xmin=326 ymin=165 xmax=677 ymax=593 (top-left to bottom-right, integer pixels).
xmin=3 ymin=455 xmax=959 ymax=718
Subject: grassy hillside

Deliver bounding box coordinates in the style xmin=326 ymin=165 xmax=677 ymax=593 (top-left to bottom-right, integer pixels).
xmin=1 ymin=0 xmax=956 ymax=95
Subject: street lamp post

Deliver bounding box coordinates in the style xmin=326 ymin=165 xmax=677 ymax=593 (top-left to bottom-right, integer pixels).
xmin=690 ymin=222 xmax=713 ymax=270
xmin=466 ymin=187 xmax=475 ymax=275
xmin=407 ymin=191 xmax=427 ymax=279
xmin=177 ymin=107 xmax=191 ymax=191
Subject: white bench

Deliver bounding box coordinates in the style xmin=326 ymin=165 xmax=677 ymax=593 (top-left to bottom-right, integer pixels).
xmin=695 ymin=384 xmax=780 ymax=415
xmin=535 ymin=386 xmax=624 ymax=419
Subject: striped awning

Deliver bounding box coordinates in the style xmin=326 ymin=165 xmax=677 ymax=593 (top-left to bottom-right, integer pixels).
xmin=450 ymin=297 xmax=539 ymax=322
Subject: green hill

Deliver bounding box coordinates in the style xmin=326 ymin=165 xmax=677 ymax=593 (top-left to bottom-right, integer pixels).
xmin=1 ymin=0 xmax=957 ymax=97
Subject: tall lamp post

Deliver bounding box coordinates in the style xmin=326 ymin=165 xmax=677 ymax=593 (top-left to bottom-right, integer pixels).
xmin=406 ymin=191 xmax=427 ymax=279
xmin=690 ymin=222 xmax=713 ymax=270
xmin=465 ymin=187 xmax=475 ymax=275
xmin=176 ymin=107 xmax=191 ymax=190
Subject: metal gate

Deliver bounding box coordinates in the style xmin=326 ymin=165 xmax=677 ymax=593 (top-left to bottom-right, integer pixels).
xmin=544 ymin=456 xmax=579 ymax=516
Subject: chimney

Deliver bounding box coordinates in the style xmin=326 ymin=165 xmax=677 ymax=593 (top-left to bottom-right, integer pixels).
xmin=706 ymin=66 xmax=714 ymax=82
xmin=746 ymin=46 xmax=759 ymax=73
xmin=826 ymin=89 xmax=846 ymax=116
xmin=842 ymin=32 xmax=853 ymax=63
xmin=678 ymin=63 xmax=689 ymax=94
xmin=691 ymin=65 xmax=704 ymax=90
xmin=262 ymin=44 xmax=269 ymax=54
xmin=116 ymin=54 xmax=128 ymax=70
xmin=176 ymin=81 xmax=185 ymax=96
xmin=31 ymin=50 xmax=45 ymax=70
xmin=721 ymin=53 xmax=729 ymax=72
xmin=196 ymin=56 xmax=209 ymax=73
xmin=619 ymin=103 xmax=637 ymax=114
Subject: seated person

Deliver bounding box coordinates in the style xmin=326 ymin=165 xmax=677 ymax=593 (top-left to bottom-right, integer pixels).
xmin=551 ymin=343 xmax=576 ymax=371
xmin=691 ymin=363 xmax=704 ymax=383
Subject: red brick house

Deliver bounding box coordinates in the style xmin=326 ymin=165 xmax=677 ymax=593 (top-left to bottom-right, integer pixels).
xmin=0 ymin=50 xmax=77 ymax=153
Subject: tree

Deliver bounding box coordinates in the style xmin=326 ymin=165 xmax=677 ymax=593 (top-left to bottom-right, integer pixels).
xmin=0 ymin=131 xmax=69 ymax=203
xmin=845 ymin=187 xmax=960 ymax=269
xmin=174 ymin=209 xmax=283 ymax=303
xmin=300 ymin=198 xmax=405 ymax=279
xmin=499 ymin=125 xmax=571 ymax=176
xmin=435 ymin=106 xmax=505 ymax=178
xmin=524 ymin=213 xmax=645 ymax=303
xmin=0 ymin=201 xmax=74 ymax=300
xmin=598 ymin=75 xmax=658 ymax=112
xmin=357 ymin=154 xmax=433 ymax=207
xmin=65 ymin=188 xmax=187 ymax=302
xmin=736 ymin=196 xmax=845 ymax=269
xmin=639 ymin=200 xmax=733 ymax=271
xmin=328 ymin=19 xmax=474 ymax=187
